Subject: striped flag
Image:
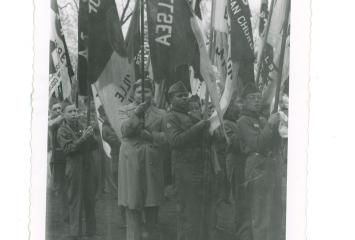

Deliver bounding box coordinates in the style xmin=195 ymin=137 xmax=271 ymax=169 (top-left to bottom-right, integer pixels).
xmin=49 ymin=0 xmax=72 ymax=100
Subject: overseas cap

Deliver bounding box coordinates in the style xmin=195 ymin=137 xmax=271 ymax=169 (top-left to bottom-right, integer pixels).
xmin=133 ymin=78 xmax=154 ymax=91
xmin=168 ymin=81 xmax=188 ymax=96
xmin=241 ymin=84 xmax=259 ymax=99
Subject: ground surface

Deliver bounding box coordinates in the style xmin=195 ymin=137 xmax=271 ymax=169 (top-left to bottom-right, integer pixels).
xmin=45 ymin=186 xmax=237 ymax=240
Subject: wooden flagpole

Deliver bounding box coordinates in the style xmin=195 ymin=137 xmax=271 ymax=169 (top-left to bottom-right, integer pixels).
xmin=272 ymin=0 xmax=290 ymax=113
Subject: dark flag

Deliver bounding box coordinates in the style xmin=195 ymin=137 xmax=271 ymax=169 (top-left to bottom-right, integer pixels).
xmin=227 ymin=0 xmax=255 ymax=95
xmin=86 ymin=0 xmax=136 ymax=139
xmin=146 ymin=0 xmax=200 ymax=90
xmin=259 ymin=0 xmax=269 ymax=36
xmin=78 ymin=0 xmax=89 ymax=95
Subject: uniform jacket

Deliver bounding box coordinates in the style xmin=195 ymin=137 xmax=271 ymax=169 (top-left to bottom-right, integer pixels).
xmin=164 ymin=109 xmax=206 ymax=167
xmin=117 ymin=103 xmax=168 ymax=209
xmin=236 ymin=110 xmax=278 ymax=183
xmin=57 ymin=120 xmax=98 ymax=178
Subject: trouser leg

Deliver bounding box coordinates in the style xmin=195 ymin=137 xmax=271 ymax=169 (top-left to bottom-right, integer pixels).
xmin=144 ymin=207 xmax=159 ymax=240
xmin=126 ymin=208 xmax=143 ymax=240
xmin=248 ymin=176 xmax=273 ymax=240
xmin=82 ymin=169 xmax=96 ymax=236
xmin=67 ymin=176 xmax=82 ymax=237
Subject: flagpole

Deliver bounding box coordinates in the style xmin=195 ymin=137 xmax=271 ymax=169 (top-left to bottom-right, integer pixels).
xmin=272 ymin=0 xmax=290 ymax=113
xmin=140 ymin=0 xmax=145 ymax=103
xmin=86 ymin=83 xmax=91 ymax=126
xmin=255 ymin=0 xmax=275 ymax=86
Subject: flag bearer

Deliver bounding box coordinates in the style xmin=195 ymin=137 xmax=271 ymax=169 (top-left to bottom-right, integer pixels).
xmin=164 ymin=81 xmax=212 ymax=240
xmin=236 ymin=84 xmax=280 ymax=240
xmin=57 ymin=99 xmax=98 ymax=240
xmin=117 ymin=79 xmax=168 ymax=240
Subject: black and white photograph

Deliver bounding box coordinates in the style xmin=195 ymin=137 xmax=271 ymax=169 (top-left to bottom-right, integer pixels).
xmin=44 ymin=0 xmax=290 ymax=239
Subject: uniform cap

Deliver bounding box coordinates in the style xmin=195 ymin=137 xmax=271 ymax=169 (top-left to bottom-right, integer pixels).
xmin=168 ymin=81 xmax=188 ymax=96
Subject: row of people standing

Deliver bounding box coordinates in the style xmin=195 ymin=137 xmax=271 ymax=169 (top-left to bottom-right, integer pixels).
xmin=116 ymin=78 xmax=285 ymax=240
xmin=47 ymin=76 xmax=286 ymax=240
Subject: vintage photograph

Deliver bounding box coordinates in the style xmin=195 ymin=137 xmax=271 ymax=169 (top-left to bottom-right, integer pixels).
xmin=46 ymin=0 xmax=290 ymax=240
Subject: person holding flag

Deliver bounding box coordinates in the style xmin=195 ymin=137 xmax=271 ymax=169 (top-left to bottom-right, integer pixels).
xmin=57 ymin=99 xmax=99 ymax=240
xmin=164 ymin=81 xmax=213 ymax=240
xmin=117 ymin=78 xmax=168 ymax=240
xmin=236 ymin=84 xmax=280 ymax=240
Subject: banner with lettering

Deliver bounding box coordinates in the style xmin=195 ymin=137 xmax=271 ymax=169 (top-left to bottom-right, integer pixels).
xmin=49 ymin=0 xmax=72 ymax=100
xmin=88 ymin=0 xmax=136 ymax=139
xmin=227 ymin=0 xmax=254 ymax=62
xmin=227 ymin=0 xmax=255 ymax=97
xmin=147 ymin=0 xmax=200 ymax=90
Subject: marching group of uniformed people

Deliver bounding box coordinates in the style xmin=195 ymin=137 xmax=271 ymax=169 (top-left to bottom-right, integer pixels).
xmin=48 ymin=78 xmax=287 ymax=240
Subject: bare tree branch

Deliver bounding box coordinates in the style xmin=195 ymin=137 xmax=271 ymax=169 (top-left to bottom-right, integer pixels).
xmin=121 ymin=0 xmax=131 ymax=21
xmin=122 ymin=12 xmax=133 ymax=25
xmin=58 ymin=0 xmax=78 ymax=12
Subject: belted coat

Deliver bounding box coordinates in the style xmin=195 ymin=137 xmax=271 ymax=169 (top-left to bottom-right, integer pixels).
xmin=117 ymin=103 xmax=168 ymax=209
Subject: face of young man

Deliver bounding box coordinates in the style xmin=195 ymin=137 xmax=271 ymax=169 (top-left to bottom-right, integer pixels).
xmin=63 ymin=104 xmax=78 ymax=124
xmin=171 ymin=92 xmax=189 ymax=112
xmin=243 ymin=93 xmax=262 ymax=113
xmin=51 ymin=103 xmax=62 ymax=118
xmin=133 ymin=86 xmax=153 ymax=105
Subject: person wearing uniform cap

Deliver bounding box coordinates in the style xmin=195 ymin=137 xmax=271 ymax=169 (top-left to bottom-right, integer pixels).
xmin=164 ymin=81 xmax=212 ymax=240
xmin=235 ymin=84 xmax=280 ymax=240
xmin=56 ymin=99 xmax=99 ymax=240
xmin=117 ymin=78 xmax=168 ymax=240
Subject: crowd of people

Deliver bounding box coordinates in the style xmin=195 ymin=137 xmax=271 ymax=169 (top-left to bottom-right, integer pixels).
xmin=47 ymin=78 xmax=288 ymax=240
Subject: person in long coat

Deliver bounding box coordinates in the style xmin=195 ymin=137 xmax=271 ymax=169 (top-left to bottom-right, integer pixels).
xmin=164 ymin=81 xmax=211 ymax=240
xmin=236 ymin=84 xmax=280 ymax=240
xmin=117 ymin=79 xmax=168 ymax=240
xmin=57 ymin=100 xmax=99 ymax=240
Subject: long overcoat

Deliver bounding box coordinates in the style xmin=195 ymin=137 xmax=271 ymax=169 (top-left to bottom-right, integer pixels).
xmin=236 ymin=110 xmax=279 ymax=240
xmin=117 ymin=103 xmax=167 ymax=209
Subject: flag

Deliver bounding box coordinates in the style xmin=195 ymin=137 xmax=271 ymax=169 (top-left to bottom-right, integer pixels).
xmin=78 ymin=0 xmax=89 ymax=95
xmin=212 ymin=0 xmax=228 ymax=32
xmin=259 ymin=0 xmax=269 ymax=36
xmin=146 ymin=0 xmax=200 ymax=91
xmin=261 ymin=0 xmax=290 ymax=105
xmin=49 ymin=0 xmax=72 ymax=100
xmin=88 ymin=0 xmax=136 ymax=139
xmin=209 ymin=12 xmax=234 ymax=133
xmin=125 ymin=1 xmax=151 ymax=79
xmin=227 ymin=0 xmax=255 ymax=98
xmin=190 ymin=13 xmax=224 ymax=135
